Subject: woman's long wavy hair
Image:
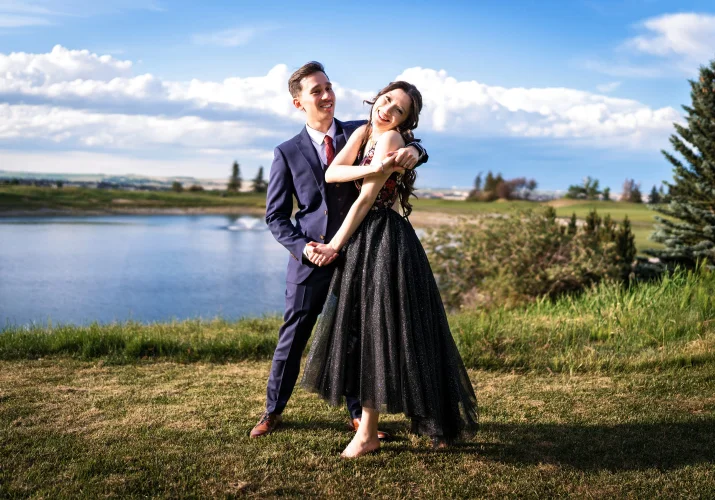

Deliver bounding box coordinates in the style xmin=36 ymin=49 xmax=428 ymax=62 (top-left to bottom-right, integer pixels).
xmin=359 ymin=81 xmax=423 ymax=217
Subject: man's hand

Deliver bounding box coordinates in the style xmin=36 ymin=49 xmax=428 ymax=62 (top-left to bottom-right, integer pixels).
xmin=306 ymin=242 xmax=339 ymax=267
xmin=386 ymin=145 xmax=420 ymax=171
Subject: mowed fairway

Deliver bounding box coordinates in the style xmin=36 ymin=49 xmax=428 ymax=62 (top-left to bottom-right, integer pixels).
xmin=411 ymin=198 xmax=663 ymax=252
xmin=1 ymin=359 xmax=713 ymax=498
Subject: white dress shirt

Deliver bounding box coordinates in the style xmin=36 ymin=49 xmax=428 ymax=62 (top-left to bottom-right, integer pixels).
xmin=305 ymin=120 xmax=337 ymax=166
xmin=302 ymin=120 xmax=337 ymax=260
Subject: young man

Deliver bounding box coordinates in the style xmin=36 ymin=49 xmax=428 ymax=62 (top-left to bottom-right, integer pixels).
xmin=251 ymin=61 xmax=427 ymax=438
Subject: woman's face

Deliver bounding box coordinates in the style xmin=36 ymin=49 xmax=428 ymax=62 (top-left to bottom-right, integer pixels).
xmin=371 ymin=89 xmax=412 ymax=132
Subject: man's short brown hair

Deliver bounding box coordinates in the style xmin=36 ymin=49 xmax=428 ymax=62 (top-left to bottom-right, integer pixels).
xmin=288 ymin=61 xmax=328 ymax=98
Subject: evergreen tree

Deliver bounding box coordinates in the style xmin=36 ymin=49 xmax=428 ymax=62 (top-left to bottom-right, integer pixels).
xmin=648 ymin=60 xmax=715 ymax=267
xmin=252 ymin=166 xmax=268 ymax=193
xmin=584 ymin=209 xmax=601 ymax=235
xmin=629 ymin=183 xmax=643 ymax=204
xmin=483 ymin=171 xmax=496 ymax=192
xmin=227 ymin=160 xmax=242 ymax=192
xmin=602 ymin=187 xmax=611 ymax=201
xmin=649 ymin=185 xmax=661 ymax=204
xmin=659 ymin=185 xmax=668 ymax=203
xmin=544 ymin=206 xmax=557 ymax=222
xmin=467 ymin=172 xmax=483 ymax=201
xmin=171 ymin=181 xmax=183 ymax=193
xmin=615 ymin=216 xmax=637 ymax=280
xmin=567 ymin=213 xmax=578 ymax=235
xmin=602 ymin=214 xmax=615 ymax=240
xmin=482 ymin=171 xmax=498 ymax=201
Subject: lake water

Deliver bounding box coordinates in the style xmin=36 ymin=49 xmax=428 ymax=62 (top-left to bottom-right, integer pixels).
xmin=0 ymin=215 xmax=289 ymax=326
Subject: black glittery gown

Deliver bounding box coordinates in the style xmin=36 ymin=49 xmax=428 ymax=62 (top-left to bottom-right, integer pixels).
xmin=301 ymin=145 xmax=478 ymax=442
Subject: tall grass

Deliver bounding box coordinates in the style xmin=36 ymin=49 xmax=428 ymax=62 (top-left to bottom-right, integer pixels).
xmin=2 ymin=270 xmax=713 ymax=372
xmin=452 ymin=267 xmax=714 ymax=373
xmin=0 ymin=317 xmax=282 ymax=363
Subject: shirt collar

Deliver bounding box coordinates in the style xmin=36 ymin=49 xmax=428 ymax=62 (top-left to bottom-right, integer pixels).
xmin=305 ymin=120 xmax=337 ymax=147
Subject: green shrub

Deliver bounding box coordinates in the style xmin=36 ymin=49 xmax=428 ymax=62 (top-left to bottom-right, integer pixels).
xmin=423 ymin=208 xmax=636 ymax=309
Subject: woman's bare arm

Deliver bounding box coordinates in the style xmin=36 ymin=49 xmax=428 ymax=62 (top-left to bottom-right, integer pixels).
xmin=310 ymin=131 xmax=404 ymax=266
xmin=325 ymin=125 xmax=404 ymax=182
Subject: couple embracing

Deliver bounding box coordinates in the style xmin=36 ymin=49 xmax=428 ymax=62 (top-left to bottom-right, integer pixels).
xmin=251 ymin=61 xmax=478 ymax=458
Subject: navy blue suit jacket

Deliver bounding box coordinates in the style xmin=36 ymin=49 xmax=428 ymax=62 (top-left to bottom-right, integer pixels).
xmin=266 ymin=119 xmax=364 ymax=284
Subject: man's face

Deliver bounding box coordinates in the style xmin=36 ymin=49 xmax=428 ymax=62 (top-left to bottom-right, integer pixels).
xmin=293 ymin=71 xmax=335 ymax=124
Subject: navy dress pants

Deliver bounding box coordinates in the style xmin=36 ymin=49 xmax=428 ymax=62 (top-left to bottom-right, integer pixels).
xmin=266 ymin=266 xmax=362 ymax=419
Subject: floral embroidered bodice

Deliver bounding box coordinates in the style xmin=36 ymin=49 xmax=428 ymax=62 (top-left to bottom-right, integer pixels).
xmin=355 ymin=144 xmax=403 ymax=211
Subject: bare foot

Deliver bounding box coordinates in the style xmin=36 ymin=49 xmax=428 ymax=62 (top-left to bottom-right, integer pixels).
xmin=432 ymin=437 xmax=449 ymax=449
xmin=340 ymin=435 xmax=380 ymax=458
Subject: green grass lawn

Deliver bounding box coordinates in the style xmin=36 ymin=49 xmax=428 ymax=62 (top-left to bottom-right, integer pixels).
xmin=0 ymin=186 xmax=267 ymax=211
xmin=2 ymin=359 xmax=713 ymax=497
xmin=411 ymin=198 xmax=657 ymax=224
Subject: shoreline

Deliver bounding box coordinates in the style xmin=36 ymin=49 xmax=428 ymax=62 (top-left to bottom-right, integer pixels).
xmin=0 ymin=206 xmax=267 ymax=217
xmin=0 ymin=206 xmax=461 ymax=228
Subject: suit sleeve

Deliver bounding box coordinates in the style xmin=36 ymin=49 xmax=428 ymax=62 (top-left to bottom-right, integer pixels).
xmin=265 ymin=146 xmax=311 ymax=260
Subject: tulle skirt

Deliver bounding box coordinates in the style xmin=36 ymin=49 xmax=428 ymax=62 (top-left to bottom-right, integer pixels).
xmin=302 ymin=208 xmax=478 ymax=441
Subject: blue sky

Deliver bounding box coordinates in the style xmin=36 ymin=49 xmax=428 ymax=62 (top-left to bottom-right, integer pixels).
xmin=2 ymin=1 xmax=715 ymax=191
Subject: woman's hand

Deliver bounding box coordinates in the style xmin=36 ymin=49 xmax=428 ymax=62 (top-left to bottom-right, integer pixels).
xmin=306 ymin=242 xmax=339 ymax=267
xmin=373 ymin=153 xmax=406 ymax=176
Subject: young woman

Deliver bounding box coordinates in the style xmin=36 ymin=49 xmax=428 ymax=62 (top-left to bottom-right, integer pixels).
xmin=301 ymin=81 xmax=478 ymax=458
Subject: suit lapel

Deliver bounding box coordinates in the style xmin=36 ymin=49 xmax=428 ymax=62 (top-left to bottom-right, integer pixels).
xmin=296 ymin=127 xmax=328 ymax=202
xmin=334 ymin=119 xmax=348 ymax=154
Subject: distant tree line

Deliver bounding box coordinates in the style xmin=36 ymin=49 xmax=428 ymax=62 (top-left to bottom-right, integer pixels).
xmin=467 ymin=171 xmax=538 ymax=201
xmin=224 ymin=160 xmax=267 ymax=194
xmin=564 ymin=176 xmax=670 ymax=204
xmin=170 ymin=160 xmax=267 ymax=194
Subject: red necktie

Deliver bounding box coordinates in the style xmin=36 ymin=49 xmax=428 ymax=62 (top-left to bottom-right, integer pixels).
xmin=324 ymin=135 xmax=335 ymax=168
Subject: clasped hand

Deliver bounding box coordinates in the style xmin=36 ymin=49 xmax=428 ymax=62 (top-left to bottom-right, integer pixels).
xmin=306 ymin=242 xmax=339 ymax=267
xmin=376 ymin=151 xmax=411 ymax=176
xmin=388 ymin=146 xmax=419 ymax=171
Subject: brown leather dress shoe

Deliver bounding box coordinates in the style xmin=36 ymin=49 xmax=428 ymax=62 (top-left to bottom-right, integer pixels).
xmin=351 ymin=418 xmax=391 ymax=441
xmin=250 ymin=411 xmax=282 ymax=438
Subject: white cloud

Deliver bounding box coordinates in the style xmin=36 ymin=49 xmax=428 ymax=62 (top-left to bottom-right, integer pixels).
xmin=596 ymin=81 xmax=621 ymax=93
xmin=0 ymin=103 xmax=281 ymax=150
xmin=167 ymin=64 xmax=295 ymax=114
xmin=396 ymin=67 xmax=680 ymax=148
xmin=624 ymin=13 xmax=715 ymax=64
xmin=0 ymin=45 xmax=132 ymax=83
xmin=192 ymin=26 xmax=273 ymax=47
xmin=0 ymin=46 xmax=685 ymax=178
xmin=585 ymin=13 xmax=715 ymax=80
